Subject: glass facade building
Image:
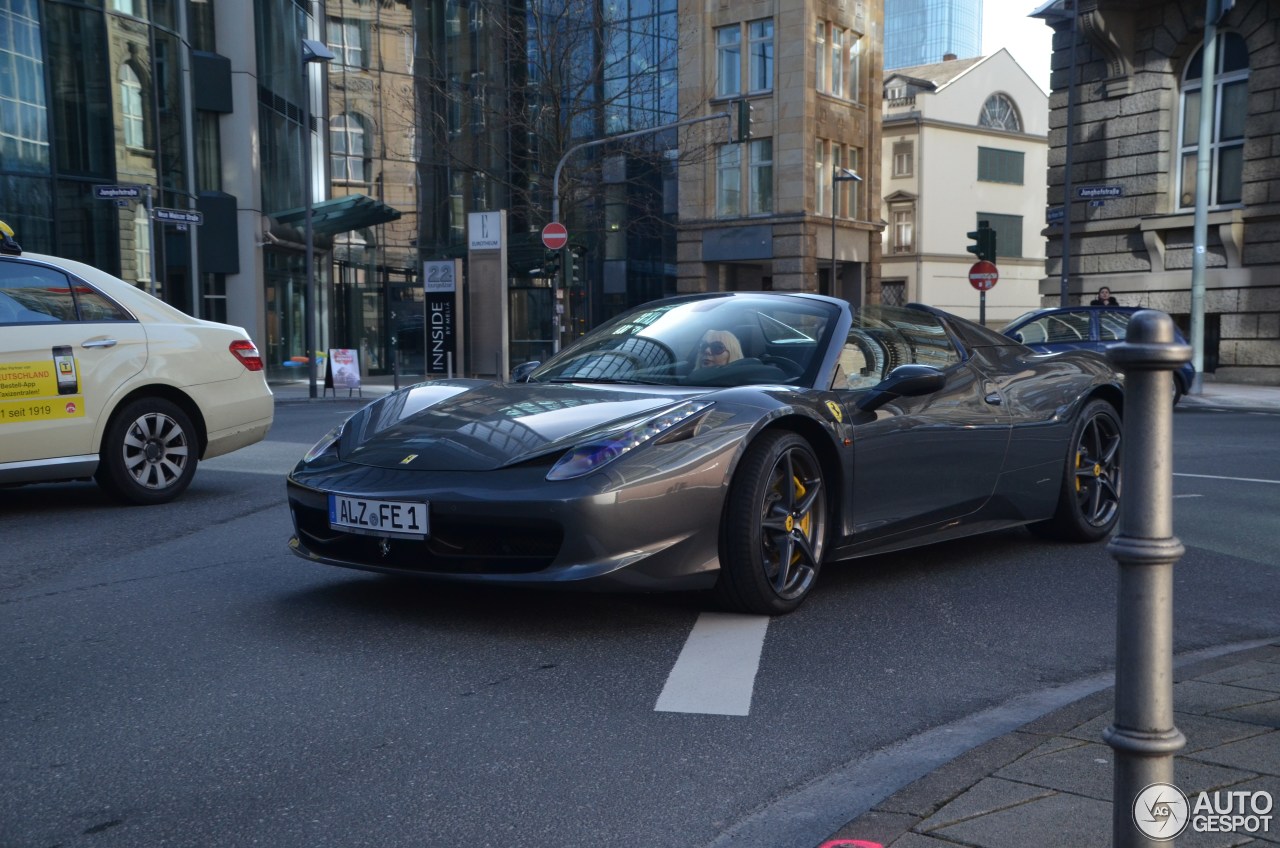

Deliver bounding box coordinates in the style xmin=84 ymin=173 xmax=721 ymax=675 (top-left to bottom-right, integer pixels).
xmin=884 ymin=0 xmax=982 ymax=70
xmin=1 ymin=0 xmax=718 ymax=379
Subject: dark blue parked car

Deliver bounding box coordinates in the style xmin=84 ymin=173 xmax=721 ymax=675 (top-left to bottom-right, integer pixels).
xmin=1001 ymin=306 xmax=1196 ymax=404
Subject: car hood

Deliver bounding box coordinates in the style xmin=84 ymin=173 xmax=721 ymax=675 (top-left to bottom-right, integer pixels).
xmin=340 ymin=379 xmax=707 ymax=471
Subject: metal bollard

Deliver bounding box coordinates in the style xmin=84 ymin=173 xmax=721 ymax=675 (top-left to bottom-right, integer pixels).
xmin=1103 ymin=310 xmax=1192 ymax=847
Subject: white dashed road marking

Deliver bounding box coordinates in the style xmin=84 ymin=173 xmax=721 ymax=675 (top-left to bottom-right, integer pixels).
xmin=1174 ymin=472 xmax=1280 ymax=485
xmin=656 ymin=612 xmax=770 ymax=716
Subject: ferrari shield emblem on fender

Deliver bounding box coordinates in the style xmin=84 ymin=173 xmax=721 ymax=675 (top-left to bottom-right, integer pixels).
xmin=400 ymin=454 xmax=418 ymax=464
xmin=825 ymin=400 xmax=844 ymax=423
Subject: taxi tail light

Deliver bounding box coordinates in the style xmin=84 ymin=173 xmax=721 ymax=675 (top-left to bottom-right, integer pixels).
xmin=229 ymin=340 xmax=264 ymax=372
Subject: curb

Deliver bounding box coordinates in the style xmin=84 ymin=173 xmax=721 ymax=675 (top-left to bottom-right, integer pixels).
xmin=820 ymin=640 xmax=1280 ymax=848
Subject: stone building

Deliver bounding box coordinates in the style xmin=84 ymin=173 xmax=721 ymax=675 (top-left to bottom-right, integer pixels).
xmin=1036 ymin=0 xmax=1280 ymax=384
xmin=677 ymin=0 xmax=885 ymax=304
xmin=880 ymin=50 xmax=1048 ymax=324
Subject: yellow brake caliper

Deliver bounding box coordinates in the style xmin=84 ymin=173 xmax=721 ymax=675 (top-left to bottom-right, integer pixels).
xmin=790 ymin=476 xmax=811 ymax=564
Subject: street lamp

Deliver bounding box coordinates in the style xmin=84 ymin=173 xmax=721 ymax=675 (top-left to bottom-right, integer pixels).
xmin=301 ymin=37 xmax=334 ymax=400
xmin=831 ymin=166 xmax=861 ymax=299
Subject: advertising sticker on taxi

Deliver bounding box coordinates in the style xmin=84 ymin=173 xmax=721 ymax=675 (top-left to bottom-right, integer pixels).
xmin=329 ymin=494 xmax=429 ymax=538
xmin=1 ymin=355 xmax=86 ymax=423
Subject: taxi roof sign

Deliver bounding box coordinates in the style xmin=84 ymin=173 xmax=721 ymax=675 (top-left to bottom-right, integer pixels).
xmin=0 ymin=219 xmax=21 ymax=255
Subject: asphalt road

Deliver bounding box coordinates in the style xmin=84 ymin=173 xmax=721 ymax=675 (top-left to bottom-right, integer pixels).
xmin=1 ymin=402 xmax=1277 ymax=848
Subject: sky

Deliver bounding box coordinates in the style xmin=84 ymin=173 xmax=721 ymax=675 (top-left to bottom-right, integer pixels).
xmin=981 ymin=0 xmax=1056 ymax=94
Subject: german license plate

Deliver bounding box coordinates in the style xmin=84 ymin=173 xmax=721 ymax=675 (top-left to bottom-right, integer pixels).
xmin=328 ymin=494 xmax=428 ymax=538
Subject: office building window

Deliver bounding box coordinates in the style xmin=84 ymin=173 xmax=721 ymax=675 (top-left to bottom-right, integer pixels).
xmin=892 ymin=141 xmax=913 ymax=177
xmin=829 ymin=28 xmax=843 ymax=98
xmin=749 ymin=139 xmax=773 ymax=215
xmin=327 ymin=18 xmax=365 ymax=68
xmin=747 ymin=19 xmax=773 ymax=93
xmin=1 ymin=0 xmax=49 ymax=171
xmin=892 ymin=208 xmax=914 ymax=253
xmin=815 ymin=22 xmax=826 ymax=94
xmin=977 ymin=147 xmax=1024 ymax=184
xmin=846 ymin=147 xmax=862 ymax=219
xmin=119 ymin=64 xmax=145 ymax=148
xmin=134 ymin=206 xmax=151 ymax=284
xmin=1179 ymin=32 xmax=1247 ymax=208
xmin=978 ymin=94 xmax=1021 ymax=132
xmin=717 ymin=19 xmax=773 ymax=97
xmin=847 ymin=36 xmax=862 ymax=102
xmin=331 ymin=113 xmax=367 ymax=182
xmin=717 ymin=144 xmax=742 ymax=217
xmin=881 ymin=280 xmax=906 ymax=306
xmin=976 ymin=212 xmax=1022 ymax=258
xmin=816 ymin=20 xmax=859 ymax=99
xmin=815 ymin=138 xmax=827 ymax=216
xmin=715 ymin=25 xmax=741 ymax=97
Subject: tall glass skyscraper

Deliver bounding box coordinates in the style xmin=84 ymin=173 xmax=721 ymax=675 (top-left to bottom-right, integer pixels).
xmin=884 ymin=0 xmax=982 ymax=70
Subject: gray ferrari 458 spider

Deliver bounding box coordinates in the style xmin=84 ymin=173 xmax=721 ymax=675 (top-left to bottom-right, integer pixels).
xmin=287 ymin=292 xmax=1123 ymax=615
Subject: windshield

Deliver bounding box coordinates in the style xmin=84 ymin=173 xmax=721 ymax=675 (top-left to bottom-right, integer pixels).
xmin=527 ymin=294 xmax=839 ymax=388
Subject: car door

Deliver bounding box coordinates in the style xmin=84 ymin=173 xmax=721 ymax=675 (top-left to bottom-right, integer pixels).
xmin=833 ymin=309 xmax=1010 ymax=539
xmin=0 ymin=260 xmax=147 ymax=465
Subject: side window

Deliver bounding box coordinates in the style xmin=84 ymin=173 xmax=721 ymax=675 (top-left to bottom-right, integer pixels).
xmin=1016 ymin=312 xmax=1091 ymax=344
xmin=73 ymin=285 xmax=133 ymax=322
xmin=1098 ymin=312 xmax=1130 ymax=341
xmin=0 ymin=264 xmax=77 ymax=324
xmin=832 ymin=311 xmax=960 ymax=390
xmin=893 ymin=316 xmax=961 ymax=370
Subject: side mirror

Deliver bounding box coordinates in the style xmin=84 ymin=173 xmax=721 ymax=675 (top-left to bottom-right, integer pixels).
xmin=1012 ymin=331 xmax=1024 ymax=343
xmin=856 ymin=364 xmax=946 ymax=412
xmin=511 ymin=361 xmax=541 ymax=383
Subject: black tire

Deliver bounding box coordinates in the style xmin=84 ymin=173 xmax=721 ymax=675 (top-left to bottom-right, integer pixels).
xmin=1172 ymin=374 xmax=1185 ymax=406
xmin=714 ymin=431 xmax=828 ymax=615
xmin=96 ymin=398 xmax=199 ymax=505
xmin=1030 ymin=398 xmax=1121 ymax=542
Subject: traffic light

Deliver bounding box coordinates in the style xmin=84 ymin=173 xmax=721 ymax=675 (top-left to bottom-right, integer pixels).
xmin=966 ymin=221 xmax=997 ymax=263
xmin=538 ymin=250 xmax=561 ymax=279
xmin=569 ymin=245 xmax=587 ymax=288
xmin=735 ymin=99 xmax=754 ymax=143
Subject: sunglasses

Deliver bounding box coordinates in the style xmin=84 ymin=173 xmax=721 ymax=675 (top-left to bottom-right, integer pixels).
xmin=700 ymin=341 xmax=729 ymax=355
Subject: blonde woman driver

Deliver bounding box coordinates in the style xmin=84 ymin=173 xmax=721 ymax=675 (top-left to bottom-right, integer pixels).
xmin=696 ymin=329 xmax=743 ymax=369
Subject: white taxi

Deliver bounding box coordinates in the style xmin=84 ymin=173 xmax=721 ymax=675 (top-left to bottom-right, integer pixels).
xmin=0 ymin=222 xmax=273 ymax=504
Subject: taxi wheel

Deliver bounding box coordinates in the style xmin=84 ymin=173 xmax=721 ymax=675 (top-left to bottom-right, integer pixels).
xmin=96 ymin=398 xmax=199 ymax=505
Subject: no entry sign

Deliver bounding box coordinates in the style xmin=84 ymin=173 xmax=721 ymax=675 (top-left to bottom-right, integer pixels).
xmin=968 ymin=260 xmax=999 ymax=291
xmin=541 ymin=222 xmax=568 ymax=250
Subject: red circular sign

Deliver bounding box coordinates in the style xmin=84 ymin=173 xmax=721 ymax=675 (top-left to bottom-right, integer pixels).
xmin=541 ymin=222 xmax=568 ymax=250
xmin=968 ymin=260 xmax=999 ymax=291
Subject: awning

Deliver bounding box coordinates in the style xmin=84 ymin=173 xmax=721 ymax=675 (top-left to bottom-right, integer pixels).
xmin=272 ymin=194 xmax=402 ymax=238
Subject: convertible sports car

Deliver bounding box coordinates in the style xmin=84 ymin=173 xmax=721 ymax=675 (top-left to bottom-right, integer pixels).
xmin=287 ymin=292 xmax=1123 ymax=615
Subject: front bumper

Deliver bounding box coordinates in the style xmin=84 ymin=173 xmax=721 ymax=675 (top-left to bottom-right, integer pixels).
xmin=285 ymin=453 xmax=733 ymax=592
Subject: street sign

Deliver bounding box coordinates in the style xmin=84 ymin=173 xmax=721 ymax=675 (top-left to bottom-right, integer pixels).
xmin=1077 ymin=185 xmax=1123 ymax=199
xmin=93 ymin=185 xmax=142 ymax=200
xmin=1047 ymin=206 xmax=1065 ymax=224
xmin=968 ymin=260 xmax=999 ymax=291
xmin=541 ymin=221 xmax=569 ymax=251
xmin=153 ymin=208 xmax=203 ymax=225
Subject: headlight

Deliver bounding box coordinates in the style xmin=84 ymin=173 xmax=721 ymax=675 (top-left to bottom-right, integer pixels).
xmin=546 ymin=401 xmax=713 ymax=481
xmin=302 ymin=423 xmax=345 ymax=463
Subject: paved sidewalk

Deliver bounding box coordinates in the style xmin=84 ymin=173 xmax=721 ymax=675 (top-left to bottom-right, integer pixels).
xmin=1179 ymin=380 xmax=1280 ymax=413
xmin=821 ymin=642 xmax=1280 ymax=848
xmin=818 ymin=379 xmax=1280 ymax=848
